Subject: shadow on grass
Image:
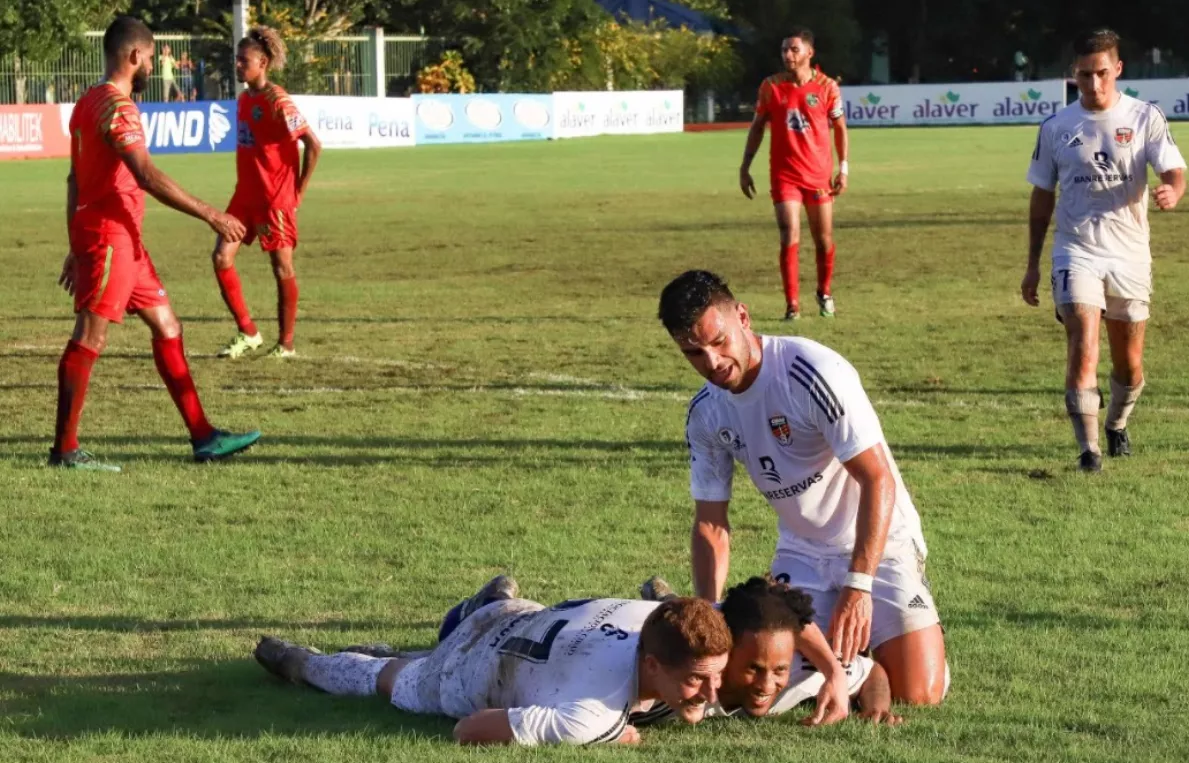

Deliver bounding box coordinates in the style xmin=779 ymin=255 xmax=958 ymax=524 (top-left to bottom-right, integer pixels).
xmin=0 ymin=660 xmax=455 ymax=741
xmin=643 ymin=214 xmax=1019 ymax=234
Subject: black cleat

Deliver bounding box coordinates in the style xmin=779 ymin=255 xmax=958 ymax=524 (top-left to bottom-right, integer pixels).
xmin=254 ymin=636 xmax=319 ymax=684
xmin=1078 ymin=450 xmax=1103 ymax=473
xmin=460 ymin=575 xmax=520 ymax=620
xmin=1106 ymin=428 xmax=1131 ymax=457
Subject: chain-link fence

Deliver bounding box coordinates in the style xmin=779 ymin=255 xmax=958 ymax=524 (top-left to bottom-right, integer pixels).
xmin=384 ymin=36 xmax=432 ymax=96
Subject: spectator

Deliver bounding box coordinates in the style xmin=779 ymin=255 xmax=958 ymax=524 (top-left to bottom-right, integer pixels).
xmin=178 ymin=51 xmax=195 ymax=101
xmin=160 ymin=43 xmax=181 ymax=101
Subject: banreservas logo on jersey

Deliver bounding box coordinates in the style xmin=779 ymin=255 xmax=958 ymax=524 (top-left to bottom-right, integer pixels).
xmin=138 ymin=100 xmax=237 ymax=154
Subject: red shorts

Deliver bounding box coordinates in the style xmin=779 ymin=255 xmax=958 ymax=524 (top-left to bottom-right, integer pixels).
xmin=227 ymin=195 xmax=299 ymax=251
xmin=771 ymin=184 xmax=833 ymax=206
xmin=71 ymin=231 xmax=168 ymax=323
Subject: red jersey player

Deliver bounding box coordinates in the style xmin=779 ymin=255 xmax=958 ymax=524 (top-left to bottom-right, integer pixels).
xmin=53 ymin=16 xmax=261 ymax=471
xmin=212 ymin=26 xmax=321 ymax=360
xmin=739 ymin=29 xmax=849 ymax=320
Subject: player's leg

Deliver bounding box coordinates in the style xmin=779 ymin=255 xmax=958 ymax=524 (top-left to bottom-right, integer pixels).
xmin=1101 ymin=266 xmax=1151 ymax=457
xmin=872 ymin=626 xmax=947 ymax=705
xmin=773 ymin=195 xmax=803 ymax=319
xmin=50 ymin=309 xmax=118 ymax=470
xmin=212 ymin=234 xmax=263 ymax=358
xmin=267 ymin=246 xmax=299 ymax=357
xmin=803 ymin=192 xmax=837 ymax=317
xmin=254 ymin=635 xmax=414 ymax=698
xmin=1053 ymin=259 xmax=1108 ymax=471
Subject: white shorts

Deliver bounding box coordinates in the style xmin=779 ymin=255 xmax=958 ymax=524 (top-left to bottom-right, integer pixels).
xmin=390 ymin=599 xmax=544 ymax=717
xmin=1051 ymin=254 xmax=1151 ymax=322
xmin=771 ymin=541 xmax=940 ymax=650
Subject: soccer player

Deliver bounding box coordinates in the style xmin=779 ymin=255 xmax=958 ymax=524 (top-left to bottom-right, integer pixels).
xmin=739 ymin=28 xmax=849 ymax=320
xmin=1021 ymin=29 xmax=1185 ymax=472
xmin=658 ymin=270 xmax=949 ymax=705
xmin=53 ymin=16 xmax=261 ymax=472
xmin=254 ymin=577 xmax=733 ymax=746
xmin=212 ymin=26 xmax=321 ymax=360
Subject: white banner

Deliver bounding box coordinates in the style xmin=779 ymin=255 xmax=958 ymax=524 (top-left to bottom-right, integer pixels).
xmin=552 ymin=90 xmax=684 ymax=139
xmin=290 ymin=95 xmax=415 ymax=149
xmin=840 ymin=79 xmax=1067 ymax=127
xmin=1117 ymin=79 xmax=1189 ymax=119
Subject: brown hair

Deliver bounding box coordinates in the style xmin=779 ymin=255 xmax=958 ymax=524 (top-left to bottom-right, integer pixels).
xmin=241 ymin=26 xmax=287 ymax=71
xmin=639 ymin=598 xmax=732 ymax=667
xmin=1073 ymin=29 xmax=1120 ymax=59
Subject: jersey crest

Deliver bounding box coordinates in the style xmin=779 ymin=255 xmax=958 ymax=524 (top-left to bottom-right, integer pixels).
xmin=768 ymin=415 xmax=792 ymax=446
xmin=805 ymin=93 xmax=819 ymax=108
xmin=1115 ymin=126 xmax=1134 ymax=146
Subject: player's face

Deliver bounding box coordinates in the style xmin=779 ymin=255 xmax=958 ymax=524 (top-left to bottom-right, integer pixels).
xmin=718 ymin=629 xmax=795 ymax=716
xmin=131 ymin=44 xmax=154 ymax=94
xmin=1073 ymin=50 xmax=1122 ymax=110
xmin=673 ymin=302 xmax=757 ymax=393
xmin=646 ymin=653 xmax=729 ymax=724
xmin=782 ymin=37 xmax=813 ymax=72
xmin=236 ymin=45 xmax=268 ymax=84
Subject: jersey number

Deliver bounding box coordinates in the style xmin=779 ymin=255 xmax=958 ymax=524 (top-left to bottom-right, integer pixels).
xmin=499 ymin=619 xmax=567 ymax=664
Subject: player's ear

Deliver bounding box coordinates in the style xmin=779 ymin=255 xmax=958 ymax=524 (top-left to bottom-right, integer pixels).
xmin=736 ymin=302 xmax=751 ymax=330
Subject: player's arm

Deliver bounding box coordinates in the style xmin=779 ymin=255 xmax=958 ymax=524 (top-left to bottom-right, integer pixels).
xmin=1146 ymin=106 xmax=1186 ymax=211
xmin=490 ymin=702 xmax=635 ymax=746
xmin=794 ymin=622 xmax=852 ymax=727
xmin=828 ymin=82 xmax=849 ymax=195
xmin=692 ymin=499 xmax=731 ymax=602
xmin=59 ymin=169 xmax=79 ymax=295
xmin=1023 ymin=119 xmax=1058 ymax=305
xmin=1153 ymin=168 xmax=1185 ymax=211
xmin=119 ymin=146 xmax=245 ymax=242
xmin=296 ymin=129 xmax=321 ymax=205
xmin=454 ymin=709 xmax=516 ymax=745
xmin=740 ymin=81 xmax=771 ymax=199
xmin=856 ymin=661 xmax=902 ymax=725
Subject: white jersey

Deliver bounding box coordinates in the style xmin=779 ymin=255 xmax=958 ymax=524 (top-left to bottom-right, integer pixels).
xmin=472 ymin=598 xmax=660 ymax=745
xmin=1026 ymin=93 xmax=1185 ymax=263
xmin=686 ymin=335 xmax=926 ymax=557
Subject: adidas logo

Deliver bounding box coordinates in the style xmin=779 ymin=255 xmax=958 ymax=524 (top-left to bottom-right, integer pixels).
xmin=1069 ymin=137 xmax=1083 ymax=147
xmin=908 ymin=595 xmax=930 ymax=610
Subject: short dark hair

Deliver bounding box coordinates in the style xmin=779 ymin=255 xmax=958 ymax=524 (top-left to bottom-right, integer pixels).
xmin=1073 ymin=28 xmax=1120 ymax=58
xmin=786 ymin=27 xmax=815 ymax=46
xmin=658 ymin=270 xmax=736 ymax=335
xmin=719 ymin=575 xmax=815 ymax=640
xmin=639 ymin=597 xmax=733 ymax=668
xmin=103 ymin=16 xmax=154 ymax=60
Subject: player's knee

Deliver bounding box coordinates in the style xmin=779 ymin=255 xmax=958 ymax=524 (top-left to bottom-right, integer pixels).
xmin=273 ymin=263 xmax=295 ymax=280
xmin=154 ymin=316 xmax=182 ymax=340
xmin=212 ymin=251 xmax=235 ymax=270
xmin=893 ymin=679 xmax=946 ymax=706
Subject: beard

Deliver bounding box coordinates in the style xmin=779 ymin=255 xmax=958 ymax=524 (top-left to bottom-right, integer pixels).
xmin=132 ymin=65 xmax=150 ymax=94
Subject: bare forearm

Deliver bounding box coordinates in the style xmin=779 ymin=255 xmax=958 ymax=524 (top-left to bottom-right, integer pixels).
xmin=851 ymin=472 xmax=894 ymax=576
xmin=691 ymin=522 xmax=730 ymax=601
xmin=453 ymin=710 xmax=515 ymax=745
xmin=857 ymin=661 xmax=893 ymax=712
xmin=741 ymin=121 xmax=765 ymax=170
xmin=1161 ymin=168 xmax=1185 ymax=199
xmin=298 ymin=142 xmax=320 ymax=199
xmin=66 ymin=176 xmax=78 ymax=233
xmin=141 ymin=165 xmax=216 ymax=224
xmin=796 ymin=623 xmax=846 ymax=676
xmin=1028 ymin=189 xmax=1055 ymax=266
xmin=833 ymin=121 xmax=848 ymax=165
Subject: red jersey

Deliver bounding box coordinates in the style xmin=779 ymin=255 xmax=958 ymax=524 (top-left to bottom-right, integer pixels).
xmin=756 ymin=71 xmax=843 ymax=189
xmin=69 ymin=83 xmax=147 ymax=242
xmin=235 ymin=83 xmax=308 ymax=207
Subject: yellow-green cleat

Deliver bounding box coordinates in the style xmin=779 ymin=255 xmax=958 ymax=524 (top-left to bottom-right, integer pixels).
xmin=266 ymin=344 xmax=297 ymax=359
xmin=217 ymin=332 xmax=264 ymax=359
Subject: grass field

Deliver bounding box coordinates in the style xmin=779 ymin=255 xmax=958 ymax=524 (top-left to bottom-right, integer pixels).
xmin=3 ymin=124 xmax=1189 ymax=763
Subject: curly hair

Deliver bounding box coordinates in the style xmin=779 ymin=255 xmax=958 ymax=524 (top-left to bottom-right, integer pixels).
xmin=241 ymin=26 xmax=287 ymax=71
xmin=719 ymin=575 xmax=815 ymax=640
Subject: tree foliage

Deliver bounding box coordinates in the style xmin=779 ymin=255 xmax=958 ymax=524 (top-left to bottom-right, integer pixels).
xmin=0 ymin=0 xmax=121 ymax=64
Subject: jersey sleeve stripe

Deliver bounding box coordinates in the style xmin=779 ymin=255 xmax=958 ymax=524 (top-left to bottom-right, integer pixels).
xmin=1032 ymin=114 xmax=1057 ymax=160
xmin=789 ymin=357 xmax=845 ymax=423
xmin=629 ymin=703 xmax=676 ymax=726
xmin=685 ymin=388 xmax=711 ymax=427
xmin=583 ymin=707 xmax=629 ymax=745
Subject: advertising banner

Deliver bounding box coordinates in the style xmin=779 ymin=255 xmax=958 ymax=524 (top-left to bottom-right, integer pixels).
xmin=1117 ymin=79 xmax=1189 ymax=119
xmin=552 ymin=90 xmax=684 ymax=139
xmin=136 ymin=100 xmax=237 ymax=154
xmin=0 ymin=105 xmax=71 ymax=160
xmin=840 ymin=79 xmax=1067 ymax=127
xmin=290 ymin=95 xmax=415 ymax=149
xmin=412 ymin=93 xmax=553 ymax=144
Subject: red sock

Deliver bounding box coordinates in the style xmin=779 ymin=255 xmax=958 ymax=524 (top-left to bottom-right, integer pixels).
xmin=816 ymin=244 xmax=836 ymax=296
xmin=277 ymin=276 xmax=298 ymax=348
xmin=54 ymin=341 xmax=100 ymax=453
xmin=215 ymin=266 xmax=258 ymax=336
xmin=780 ymin=244 xmax=800 ymax=310
xmin=152 ymin=335 xmax=215 ymax=442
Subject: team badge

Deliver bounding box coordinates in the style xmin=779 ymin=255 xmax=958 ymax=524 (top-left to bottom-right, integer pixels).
xmin=806 ymin=94 xmax=819 ymax=107
xmin=252 ymin=105 xmax=264 ymax=121
xmin=769 ymin=415 xmax=792 ymax=445
xmin=718 ymin=428 xmax=742 ymax=450
xmin=1115 ymin=127 xmax=1134 ymax=146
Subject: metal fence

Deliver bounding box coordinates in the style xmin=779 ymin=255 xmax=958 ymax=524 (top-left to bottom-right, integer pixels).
xmin=0 ymin=31 xmax=431 ymax=104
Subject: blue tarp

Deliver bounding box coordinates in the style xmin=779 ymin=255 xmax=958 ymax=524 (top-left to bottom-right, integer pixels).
xmin=595 ymin=0 xmax=716 ymax=33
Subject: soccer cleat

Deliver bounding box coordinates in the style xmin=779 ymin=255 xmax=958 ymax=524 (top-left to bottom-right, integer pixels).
xmin=459 ymin=575 xmax=520 ymax=620
xmin=783 ymin=307 xmax=801 ymax=321
xmin=192 ymin=428 xmax=261 ymax=463
xmin=254 ymin=636 xmax=319 ymax=684
xmin=1078 ymin=450 xmax=1103 ymax=473
xmin=266 ymin=344 xmax=297 ymax=359
xmin=1106 ymin=428 xmax=1131 ymax=457
xmin=47 ymin=448 xmax=122 ymax=472
xmin=640 ymin=576 xmax=678 ymax=602
xmin=817 ymin=292 xmax=836 ymax=318
xmin=217 ymin=332 xmax=263 ymax=359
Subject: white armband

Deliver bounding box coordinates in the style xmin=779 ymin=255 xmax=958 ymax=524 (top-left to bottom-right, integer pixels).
xmin=839 ymin=160 xmax=849 ymax=175
xmin=843 ymin=572 xmax=872 ymax=592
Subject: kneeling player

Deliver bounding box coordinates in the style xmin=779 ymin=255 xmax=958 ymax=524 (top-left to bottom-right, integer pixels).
xmin=255 ymin=577 xmax=732 ymax=745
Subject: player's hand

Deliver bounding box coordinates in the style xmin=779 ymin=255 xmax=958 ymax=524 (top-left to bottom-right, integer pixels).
xmin=831 ymin=172 xmax=848 ymax=196
xmin=828 ymin=588 xmax=872 ymax=665
xmin=1153 ymin=183 xmax=1180 ymax=210
xmin=209 ymin=212 xmax=247 ymax=243
xmin=858 ymin=707 xmax=904 ymax=726
xmin=1020 ymin=265 xmax=1041 ymax=307
xmin=58 ymin=253 xmax=77 ymax=296
xmin=615 ymin=724 xmax=641 ymax=745
xmin=802 ymin=668 xmax=851 ymax=727
xmin=739 ymin=167 xmax=756 ymax=199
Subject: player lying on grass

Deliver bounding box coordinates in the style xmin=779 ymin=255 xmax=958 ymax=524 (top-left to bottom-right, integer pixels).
xmin=640 ymin=575 xmax=900 ymax=725
xmin=255 ymin=577 xmax=732 ymax=745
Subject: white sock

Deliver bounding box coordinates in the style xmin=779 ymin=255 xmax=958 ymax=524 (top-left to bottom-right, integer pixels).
xmin=1106 ymin=376 xmax=1144 ymax=431
xmin=301 ymin=652 xmax=389 ymax=696
xmin=1065 ymin=388 xmax=1102 ymax=455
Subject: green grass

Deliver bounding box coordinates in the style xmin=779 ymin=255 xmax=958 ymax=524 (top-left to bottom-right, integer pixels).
xmin=3 ymin=125 xmax=1189 ymax=762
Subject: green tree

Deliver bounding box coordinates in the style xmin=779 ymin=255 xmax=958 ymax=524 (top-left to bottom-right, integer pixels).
xmin=0 ymin=0 xmax=119 ymax=64
xmin=725 ymin=0 xmax=861 ymax=88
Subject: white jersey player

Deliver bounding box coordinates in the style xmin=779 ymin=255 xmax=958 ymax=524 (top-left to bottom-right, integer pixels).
xmin=254 ymin=578 xmax=732 ymax=746
xmin=1021 ymin=28 xmax=1185 ymax=471
xmin=657 ymin=270 xmax=948 ymax=707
